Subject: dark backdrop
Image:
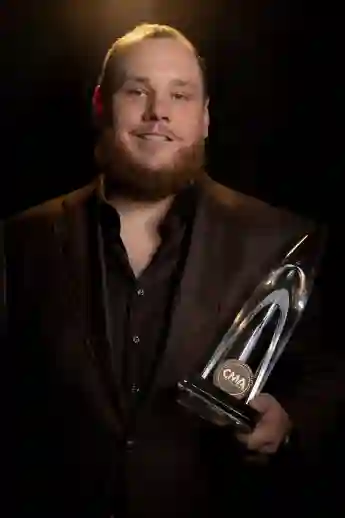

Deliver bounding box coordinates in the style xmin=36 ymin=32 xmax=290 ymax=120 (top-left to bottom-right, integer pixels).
xmin=1 ymin=0 xmax=343 ymax=492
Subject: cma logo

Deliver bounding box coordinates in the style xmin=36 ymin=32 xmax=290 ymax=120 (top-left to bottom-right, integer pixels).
xmin=213 ymin=359 xmax=253 ymax=399
xmin=222 ymin=368 xmax=247 ymax=391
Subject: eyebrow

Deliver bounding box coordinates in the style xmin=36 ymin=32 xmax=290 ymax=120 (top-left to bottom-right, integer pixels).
xmin=123 ymin=75 xmax=198 ymax=89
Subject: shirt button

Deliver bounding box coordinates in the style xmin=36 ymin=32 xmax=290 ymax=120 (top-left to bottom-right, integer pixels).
xmin=132 ymin=335 xmax=140 ymax=344
xmin=137 ymin=288 xmax=145 ymax=296
xmin=126 ymin=438 xmax=136 ymax=449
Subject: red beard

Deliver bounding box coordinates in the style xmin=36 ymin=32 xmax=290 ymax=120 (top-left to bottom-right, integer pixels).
xmin=95 ymin=129 xmax=206 ymax=201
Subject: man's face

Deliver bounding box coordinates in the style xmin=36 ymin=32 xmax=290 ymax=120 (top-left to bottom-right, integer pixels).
xmin=99 ymin=37 xmax=209 ymax=200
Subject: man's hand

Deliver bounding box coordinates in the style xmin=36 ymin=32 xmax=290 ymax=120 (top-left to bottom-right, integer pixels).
xmin=236 ymin=393 xmax=291 ymax=454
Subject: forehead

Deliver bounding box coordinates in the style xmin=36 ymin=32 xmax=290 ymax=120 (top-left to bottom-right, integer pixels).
xmin=118 ymin=38 xmax=203 ymax=87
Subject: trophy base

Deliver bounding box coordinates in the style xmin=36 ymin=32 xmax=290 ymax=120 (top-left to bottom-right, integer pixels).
xmin=177 ymin=376 xmax=259 ymax=433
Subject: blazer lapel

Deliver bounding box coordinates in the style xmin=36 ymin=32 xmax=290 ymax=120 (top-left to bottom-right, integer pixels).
xmin=54 ymin=181 xmax=124 ymax=434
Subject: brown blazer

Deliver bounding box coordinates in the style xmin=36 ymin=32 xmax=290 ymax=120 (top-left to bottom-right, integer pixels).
xmin=1 ymin=176 xmax=333 ymax=517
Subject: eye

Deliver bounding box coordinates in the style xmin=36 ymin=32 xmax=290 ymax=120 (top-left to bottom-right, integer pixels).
xmin=126 ymin=88 xmax=147 ymax=97
xmin=172 ymin=92 xmax=190 ymax=101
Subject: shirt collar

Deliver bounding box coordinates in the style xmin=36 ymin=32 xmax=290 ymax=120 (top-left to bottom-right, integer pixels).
xmin=96 ymin=175 xmax=200 ymax=240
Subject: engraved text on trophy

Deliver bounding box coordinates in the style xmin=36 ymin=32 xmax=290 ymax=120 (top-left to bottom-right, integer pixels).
xmin=213 ymin=359 xmax=254 ymax=399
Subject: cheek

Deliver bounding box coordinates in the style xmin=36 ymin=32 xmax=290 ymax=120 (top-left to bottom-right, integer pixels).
xmin=175 ymin=107 xmax=206 ymax=141
xmin=179 ymin=120 xmax=205 ymax=144
xmin=112 ymin=102 xmax=141 ymax=132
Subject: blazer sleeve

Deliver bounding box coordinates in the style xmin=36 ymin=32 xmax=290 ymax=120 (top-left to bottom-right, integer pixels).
xmin=0 ymin=220 xmax=5 ymax=344
xmin=0 ymin=220 xmax=11 ymax=508
xmin=266 ymin=279 xmax=345 ymax=463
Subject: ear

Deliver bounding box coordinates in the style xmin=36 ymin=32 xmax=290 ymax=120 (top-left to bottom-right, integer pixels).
xmin=203 ymin=97 xmax=210 ymax=139
xmin=92 ymin=85 xmax=114 ymax=129
xmin=92 ymin=85 xmax=104 ymax=125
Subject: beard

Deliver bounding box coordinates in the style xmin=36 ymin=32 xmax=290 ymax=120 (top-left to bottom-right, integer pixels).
xmin=94 ymin=129 xmax=206 ymax=201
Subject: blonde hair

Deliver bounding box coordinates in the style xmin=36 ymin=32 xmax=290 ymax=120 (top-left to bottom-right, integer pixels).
xmin=97 ymin=23 xmax=208 ymax=106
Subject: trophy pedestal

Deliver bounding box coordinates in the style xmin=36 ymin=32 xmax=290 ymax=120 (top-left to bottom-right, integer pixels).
xmin=178 ymin=376 xmax=259 ymax=433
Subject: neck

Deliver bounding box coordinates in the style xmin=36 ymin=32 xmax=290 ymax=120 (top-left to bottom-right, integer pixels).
xmin=102 ymin=185 xmax=174 ymax=236
xmin=115 ymin=194 xmax=173 ymax=224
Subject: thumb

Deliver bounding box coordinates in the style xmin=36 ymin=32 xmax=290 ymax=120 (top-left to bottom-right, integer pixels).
xmin=248 ymin=393 xmax=273 ymax=415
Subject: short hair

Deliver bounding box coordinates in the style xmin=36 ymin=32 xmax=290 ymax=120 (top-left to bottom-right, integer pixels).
xmin=97 ymin=23 xmax=208 ymax=108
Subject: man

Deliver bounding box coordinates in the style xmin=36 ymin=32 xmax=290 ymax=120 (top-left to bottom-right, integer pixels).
xmin=1 ymin=23 xmax=331 ymax=517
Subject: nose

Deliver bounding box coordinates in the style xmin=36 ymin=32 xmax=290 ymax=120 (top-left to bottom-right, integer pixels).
xmin=142 ymin=93 xmax=170 ymax=122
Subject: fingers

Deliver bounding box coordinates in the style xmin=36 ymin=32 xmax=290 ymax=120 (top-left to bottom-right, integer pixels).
xmin=248 ymin=393 xmax=275 ymax=413
xmin=237 ymin=424 xmax=279 ymax=453
xmin=235 ymin=393 xmax=291 ymax=454
xmin=241 ymin=425 xmax=279 ymax=453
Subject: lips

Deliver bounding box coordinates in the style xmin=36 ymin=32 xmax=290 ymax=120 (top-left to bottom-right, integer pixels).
xmin=136 ymin=133 xmax=172 ymax=142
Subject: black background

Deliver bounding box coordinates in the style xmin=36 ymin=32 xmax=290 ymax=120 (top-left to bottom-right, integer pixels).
xmin=1 ymin=0 xmax=343 ymax=495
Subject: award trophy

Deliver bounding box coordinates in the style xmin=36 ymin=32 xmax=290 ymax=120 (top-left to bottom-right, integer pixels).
xmin=177 ymin=230 xmax=325 ymax=433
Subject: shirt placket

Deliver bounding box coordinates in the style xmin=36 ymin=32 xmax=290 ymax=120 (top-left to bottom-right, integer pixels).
xmin=125 ymin=281 xmax=146 ymax=404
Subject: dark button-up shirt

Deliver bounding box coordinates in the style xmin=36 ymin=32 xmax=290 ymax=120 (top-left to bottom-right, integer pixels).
xmin=98 ymin=184 xmax=198 ymax=425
